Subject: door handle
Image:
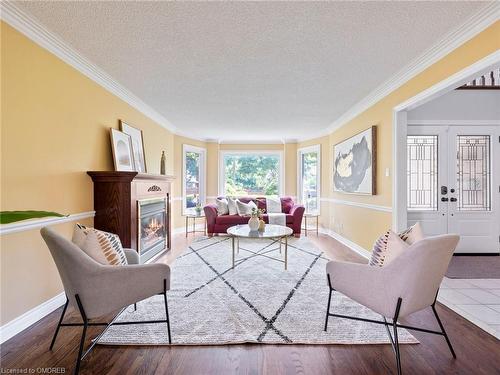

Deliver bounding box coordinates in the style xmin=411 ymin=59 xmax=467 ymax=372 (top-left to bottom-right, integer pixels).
xmin=441 ymin=186 xmax=448 ymax=195
xmin=441 ymin=197 xmax=449 ymax=202
xmin=450 ymin=197 xmax=457 ymax=202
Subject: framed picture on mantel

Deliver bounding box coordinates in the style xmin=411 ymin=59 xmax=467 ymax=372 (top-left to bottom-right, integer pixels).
xmin=110 ymin=128 xmax=136 ymax=172
xmin=120 ymin=120 xmax=147 ymax=173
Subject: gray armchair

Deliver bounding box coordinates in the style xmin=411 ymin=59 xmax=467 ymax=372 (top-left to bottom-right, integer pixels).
xmin=40 ymin=227 xmax=171 ymax=375
xmin=324 ymin=234 xmax=459 ymax=375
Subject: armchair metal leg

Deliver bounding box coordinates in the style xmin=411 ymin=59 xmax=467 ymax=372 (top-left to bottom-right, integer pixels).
xmin=324 ymin=276 xmax=334 ymax=332
xmin=392 ymin=298 xmax=403 ymax=375
xmin=50 ymin=297 xmax=68 ymax=350
xmin=75 ymin=295 xmax=88 ymax=375
xmin=431 ymin=303 xmax=456 ymax=358
xmin=163 ymin=279 xmax=172 ymax=344
xmin=63 ymin=286 xmax=172 ymax=374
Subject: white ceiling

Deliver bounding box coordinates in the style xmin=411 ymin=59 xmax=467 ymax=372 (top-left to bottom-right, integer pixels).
xmin=15 ymin=1 xmax=490 ymax=142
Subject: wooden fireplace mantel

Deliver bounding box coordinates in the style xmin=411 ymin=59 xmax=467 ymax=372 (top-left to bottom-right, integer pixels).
xmin=87 ymin=171 xmax=175 ymax=183
xmin=87 ymin=171 xmax=175 ymax=262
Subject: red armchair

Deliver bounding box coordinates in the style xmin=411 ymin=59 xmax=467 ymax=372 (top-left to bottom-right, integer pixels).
xmin=204 ymin=196 xmax=305 ymax=237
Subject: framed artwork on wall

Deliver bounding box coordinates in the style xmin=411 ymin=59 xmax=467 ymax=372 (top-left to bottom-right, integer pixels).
xmin=333 ymin=126 xmax=376 ymax=195
xmin=120 ymin=120 xmax=147 ymax=172
xmin=110 ymin=128 xmax=136 ymax=171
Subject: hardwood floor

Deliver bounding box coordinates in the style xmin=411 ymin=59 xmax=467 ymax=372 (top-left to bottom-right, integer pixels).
xmin=1 ymin=233 xmax=499 ymax=374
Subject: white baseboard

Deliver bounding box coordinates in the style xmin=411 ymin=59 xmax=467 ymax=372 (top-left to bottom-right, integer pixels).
xmin=0 ymin=292 xmax=66 ymax=344
xmin=172 ymin=223 xmax=206 ymax=235
xmin=318 ymin=227 xmax=370 ymax=260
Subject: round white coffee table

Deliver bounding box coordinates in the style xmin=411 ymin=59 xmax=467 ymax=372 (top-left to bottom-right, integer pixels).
xmin=227 ymin=224 xmax=293 ymax=270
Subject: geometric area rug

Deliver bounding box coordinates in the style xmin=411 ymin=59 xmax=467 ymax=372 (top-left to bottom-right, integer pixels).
xmin=98 ymin=236 xmax=418 ymax=345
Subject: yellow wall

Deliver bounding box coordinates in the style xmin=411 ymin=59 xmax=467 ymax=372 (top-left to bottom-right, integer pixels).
xmin=0 ymin=22 xmax=175 ymax=325
xmin=299 ymin=21 xmax=500 ymax=251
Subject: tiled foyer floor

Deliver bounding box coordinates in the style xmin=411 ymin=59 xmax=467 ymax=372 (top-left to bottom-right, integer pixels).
xmin=438 ymin=277 xmax=500 ymax=339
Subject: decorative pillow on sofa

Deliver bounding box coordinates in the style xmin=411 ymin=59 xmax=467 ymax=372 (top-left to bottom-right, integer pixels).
xmin=227 ymin=197 xmax=238 ymax=215
xmin=72 ymin=223 xmax=127 ymax=266
xmin=369 ymin=222 xmax=424 ymax=267
xmin=236 ymin=199 xmax=257 ymax=216
xmin=216 ymin=198 xmax=229 ymax=215
xmin=280 ymin=197 xmax=294 ymax=214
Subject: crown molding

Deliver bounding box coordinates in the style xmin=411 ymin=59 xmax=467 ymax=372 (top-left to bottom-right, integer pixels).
xmin=2 ymin=1 xmax=498 ymax=144
xmin=321 ymin=2 xmax=500 ymax=137
xmin=0 ymin=1 xmax=178 ymax=134
xmin=218 ymin=139 xmax=297 ymax=145
xmin=407 ymin=120 xmax=500 ymax=126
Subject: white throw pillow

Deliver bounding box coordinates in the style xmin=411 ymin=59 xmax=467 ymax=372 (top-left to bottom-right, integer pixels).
xmin=216 ymin=198 xmax=229 ymax=215
xmin=72 ymin=223 xmax=128 ymax=266
xmin=236 ymin=200 xmax=257 ymax=216
xmin=399 ymin=222 xmax=424 ymax=245
xmin=370 ymin=230 xmax=409 ymax=267
xmin=369 ymin=222 xmax=425 ymax=267
xmin=71 ymin=223 xmax=88 ymax=248
xmin=227 ymin=197 xmax=238 ymax=215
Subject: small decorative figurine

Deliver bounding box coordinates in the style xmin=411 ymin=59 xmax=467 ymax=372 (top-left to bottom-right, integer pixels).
xmin=160 ymin=151 xmax=166 ymax=175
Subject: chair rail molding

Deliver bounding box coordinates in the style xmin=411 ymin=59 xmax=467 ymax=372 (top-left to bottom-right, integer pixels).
xmin=0 ymin=211 xmax=96 ymax=236
xmin=321 ymin=198 xmax=392 ymax=213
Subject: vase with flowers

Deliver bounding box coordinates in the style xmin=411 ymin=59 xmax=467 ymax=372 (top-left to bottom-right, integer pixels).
xmin=193 ymin=194 xmax=203 ymax=215
xmin=248 ymin=207 xmax=261 ymax=231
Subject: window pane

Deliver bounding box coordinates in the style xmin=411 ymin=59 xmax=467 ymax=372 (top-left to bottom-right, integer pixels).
xmin=301 ymin=152 xmax=318 ymax=213
xmin=223 ymin=154 xmax=280 ymax=196
xmin=407 ymin=136 xmax=438 ymax=211
xmin=456 ymin=135 xmax=490 ymax=211
xmin=185 ymin=151 xmax=200 ymax=209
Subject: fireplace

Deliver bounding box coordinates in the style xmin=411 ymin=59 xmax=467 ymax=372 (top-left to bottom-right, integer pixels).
xmin=87 ymin=172 xmax=174 ymax=265
xmin=138 ymin=198 xmax=167 ymax=263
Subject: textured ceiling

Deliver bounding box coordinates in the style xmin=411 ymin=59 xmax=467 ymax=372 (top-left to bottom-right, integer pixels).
xmin=15 ymin=1 xmax=488 ymax=142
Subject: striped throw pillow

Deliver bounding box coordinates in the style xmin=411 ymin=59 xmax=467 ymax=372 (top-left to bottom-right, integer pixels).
xmin=369 ymin=222 xmax=423 ymax=267
xmin=72 ymin=223 xmax=127 ymax=266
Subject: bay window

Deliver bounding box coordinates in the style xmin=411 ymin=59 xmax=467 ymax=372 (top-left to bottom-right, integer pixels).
xmin=219 ymin=151 xmax=283 ymax=196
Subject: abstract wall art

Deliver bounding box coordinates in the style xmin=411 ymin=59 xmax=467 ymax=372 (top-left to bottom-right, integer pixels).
xmin=333 ymin=126 xmax=376 ymax=195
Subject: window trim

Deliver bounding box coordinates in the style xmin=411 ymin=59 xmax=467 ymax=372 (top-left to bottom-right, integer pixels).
xmin=218 ymin=150 xmax=284 ymax=197
xmin=297 ymin=144 xmax=321 ymax=214
xmin=182 ymin=144 xmax=206 ymax=215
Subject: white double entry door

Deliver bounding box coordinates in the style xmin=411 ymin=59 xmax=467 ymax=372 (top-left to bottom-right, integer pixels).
xmin=407 ymin=124 xmax=499 ymax=254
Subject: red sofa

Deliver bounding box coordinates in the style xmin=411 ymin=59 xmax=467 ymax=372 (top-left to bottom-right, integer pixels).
xmin=204 ymin=196 xmax=305 ymax=237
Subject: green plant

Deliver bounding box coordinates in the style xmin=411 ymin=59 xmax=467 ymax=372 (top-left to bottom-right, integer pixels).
xmin=251 ymin=207 xmax=265 ymax=218
xmin=0 ymin=211 xmax=67 ymax=224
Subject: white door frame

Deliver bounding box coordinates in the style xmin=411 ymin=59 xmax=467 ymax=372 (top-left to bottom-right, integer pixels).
xmin=297 ymin=144 xmax=321 ymax=214
xmin=392 ymin=50 xmax=500 ymax=232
